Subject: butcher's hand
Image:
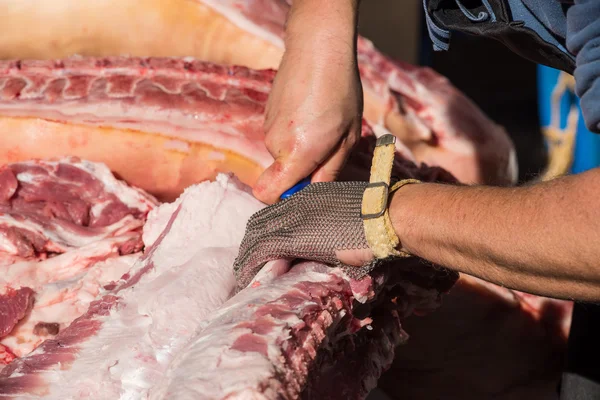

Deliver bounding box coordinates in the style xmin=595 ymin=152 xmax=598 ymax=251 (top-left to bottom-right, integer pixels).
xmin=252 ymin=0 xmax=363 ymax=205
xmin=235 ymin=181 xmax=376 ymax=289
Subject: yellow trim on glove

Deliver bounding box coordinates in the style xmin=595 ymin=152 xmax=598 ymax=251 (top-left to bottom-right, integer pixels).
xmin=361 ymin=135 xmax=420 ymax=259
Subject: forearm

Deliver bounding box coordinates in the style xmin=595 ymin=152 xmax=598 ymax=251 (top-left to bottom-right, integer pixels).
xmin=285 ymin=0 xmax=359 ymax=54
xmin=390 ymin=169 xmax=600 ymax=301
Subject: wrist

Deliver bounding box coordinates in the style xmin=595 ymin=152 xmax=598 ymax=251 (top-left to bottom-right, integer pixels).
xmin=389 ymin=183 xmax=421 ymax=255
xmin=285 ymin=0 xmax=358 ymax=52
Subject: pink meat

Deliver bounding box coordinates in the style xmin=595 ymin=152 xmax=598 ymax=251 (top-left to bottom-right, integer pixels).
xmin=0 ymin=158 xmax=157 ymax=359
xmin=0 ymin=57 xmax=275 ymax=169
xmin=0 ymin=288 xmax=34 ymax=340
xmin=0 ymin=344 xmax=16 ymax=366
xmin=0 ymin=295 xmax=120 ymax=393
xmin=0 ymin=157 xmax=156 ymax=265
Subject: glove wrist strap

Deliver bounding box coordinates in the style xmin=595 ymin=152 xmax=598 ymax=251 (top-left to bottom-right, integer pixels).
xmin=361 ymin=134 xmax=420 ymax=259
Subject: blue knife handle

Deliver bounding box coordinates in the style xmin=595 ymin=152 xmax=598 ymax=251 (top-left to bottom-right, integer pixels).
xmin=280 ymin=177 xmax=311 ymax=200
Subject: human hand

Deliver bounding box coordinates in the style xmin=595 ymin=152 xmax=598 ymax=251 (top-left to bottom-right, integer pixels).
xmin=236 ymin=133 xmax=423 ymax=291
xmin=252 ymin=1 xmax=363 ymax=204
xmin=235 ymin=181 xmax=376 ymax=290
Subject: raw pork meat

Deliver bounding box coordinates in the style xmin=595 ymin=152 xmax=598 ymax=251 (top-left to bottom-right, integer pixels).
xmin=0 ymin=155 xmax=458 ymax=399
xmin=0 ymin=57 xmax=275 ymax=201
xmin=0 ymin=288 xmax=34 ymax=343
xmin=0 ymin=0 xmax=517 ymax=187
xmin=0 ymin=59 xmax=570 ymax=399
xmin=0 ymin=55 xmax=510 ymax=201
xmin=0 ymin=158 xmax=157 ymax=362
xmin=0 ymin=153 xmax=570 ymax=399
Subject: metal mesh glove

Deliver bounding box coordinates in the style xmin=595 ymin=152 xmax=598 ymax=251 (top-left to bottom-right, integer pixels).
xmin=233 ymin=181 xmax=377 ymax=290
xmin=233 ymin=134 xmax=423 ymax=291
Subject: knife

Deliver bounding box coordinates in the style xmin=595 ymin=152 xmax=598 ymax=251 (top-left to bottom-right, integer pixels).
xmin=279 ymin=176 xmax=312 ymax=200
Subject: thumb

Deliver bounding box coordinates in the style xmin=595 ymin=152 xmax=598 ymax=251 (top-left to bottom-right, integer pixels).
xmin=253 ymin=156 xmax=316 ymax=205
xmin=253 ymin=160 xmax=285 ymax=205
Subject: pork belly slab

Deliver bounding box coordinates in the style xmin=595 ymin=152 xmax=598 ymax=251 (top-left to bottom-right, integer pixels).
xmin=0 ymin=51 xmax=516 ymax=202
xmin=0 ymin=57 xmax=274 ymax=201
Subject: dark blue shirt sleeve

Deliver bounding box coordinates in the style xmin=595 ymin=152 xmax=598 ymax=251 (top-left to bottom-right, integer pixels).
xmin=567 ymin=0 xmax=600 ymax=133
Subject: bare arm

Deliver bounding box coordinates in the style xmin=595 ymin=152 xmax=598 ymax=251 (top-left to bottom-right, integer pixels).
xmin=286 ymin=0 xmax=359 ymax=36
xmin=253 ymin=0 xmax=363 ymax=204
xmin=390 ymin=168 xmax=600 ymax=301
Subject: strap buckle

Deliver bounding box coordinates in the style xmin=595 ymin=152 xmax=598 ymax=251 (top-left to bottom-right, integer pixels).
xmin=360 ymin=181 xmax=389 ymax=220
xmin=376 ymin=134 xmax=396 ymax=147
xmin=360 ymin=134 xmax=396 ymax=220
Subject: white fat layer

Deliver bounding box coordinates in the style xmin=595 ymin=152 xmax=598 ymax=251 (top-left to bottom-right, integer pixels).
xmin=1 ymin=233 xmax=141 ymax=291
xmin=149 ymin=264 xmax=342 ymax=400
xmin=0 ymin=231 xmax=19 ymax=257
xmin=32 ymin=174 xmax=265 ymax=399
xmin=15 ymin=172 xmax=36 ymax=183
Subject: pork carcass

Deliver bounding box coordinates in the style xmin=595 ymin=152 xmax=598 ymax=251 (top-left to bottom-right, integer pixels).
xmin=0 ymin=155 xmax=569 ymax=400
xmin=0 ymin=149 xmax=459 ymax=399
xmin=0 ymin=0 xmax=517 ymax=187
xmin=0 ymin=54 xmax=514 ymax=201
xmin=0 ymin=56 xmax=570 ymax=399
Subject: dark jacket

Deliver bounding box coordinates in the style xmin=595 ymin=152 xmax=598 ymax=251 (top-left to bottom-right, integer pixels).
xmin=423 ymin=0 xmax=600 ymax=133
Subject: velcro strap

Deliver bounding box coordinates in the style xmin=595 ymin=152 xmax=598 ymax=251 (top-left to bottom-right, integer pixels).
xmin=361 ymin=134 xmax=420 ymax=259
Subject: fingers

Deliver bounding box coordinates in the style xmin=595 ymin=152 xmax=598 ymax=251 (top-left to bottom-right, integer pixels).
xmin=253 ymin=153 xmax=319 ymax=205
xmin=336 ymin=248 xmax=374 ymax=267
xmin=254 ymin=121 xmax=361 ymax=204
xmin=312 ymin=130 xmax=358 ymax=183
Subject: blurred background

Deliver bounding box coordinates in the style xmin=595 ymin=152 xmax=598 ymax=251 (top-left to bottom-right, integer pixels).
xmin=358 ymin=0 xmax=545 ymax=183
xmin=358 ymin=0 xmax=600 ymax=184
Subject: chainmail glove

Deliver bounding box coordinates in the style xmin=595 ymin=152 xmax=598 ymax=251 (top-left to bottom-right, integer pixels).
xmin=233 ymin=134 xmax=421 ymax=291
xmin=234 ymin=181 xmax=375 ymax=289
